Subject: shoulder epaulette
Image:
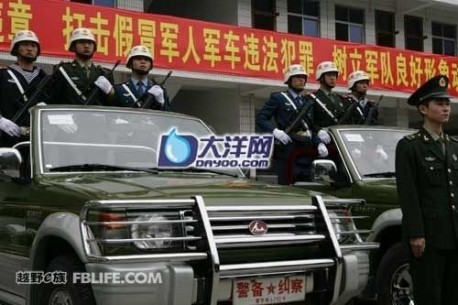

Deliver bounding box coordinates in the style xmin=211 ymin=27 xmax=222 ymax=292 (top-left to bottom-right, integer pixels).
xmin=450 ymin=136 xmax=458 ymax=143
xmin=405 ymin=131 xmax=421 ymax=141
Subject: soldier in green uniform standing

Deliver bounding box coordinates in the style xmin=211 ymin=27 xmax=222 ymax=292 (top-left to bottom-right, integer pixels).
xmin=49 ymin=27 xmax=114 ymax=106
xmin=395 ymin=75 xmax=458 ymax=305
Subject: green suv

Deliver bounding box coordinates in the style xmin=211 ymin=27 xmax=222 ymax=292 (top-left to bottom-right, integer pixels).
xmin=300 ymin=125 xmax=416 ymax=305
xmin=0 ymin=106 xmax=376 ymax=305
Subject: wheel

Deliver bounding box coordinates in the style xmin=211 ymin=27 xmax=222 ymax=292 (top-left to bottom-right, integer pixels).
xmin=41 ymin=255 xmax=96 ymax=305
xmin=376 ymin=242 xmax=414 ymax=305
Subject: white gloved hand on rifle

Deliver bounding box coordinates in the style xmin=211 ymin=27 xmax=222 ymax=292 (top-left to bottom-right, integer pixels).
xmin=148 ymin=85 xmax=165 ymax=105
xmin=317 ymin=129 xmax=331 ymax=144
xmin=273 ymin=128 xmax=292 ymax=145
xmin=317 ymin=143 xmax=329 ymax=158
xmin=0 ymin=117 xmax=21 ymax=137
xmin=94 ymin=76 xmax=113 ymax=94
xmin=375 ymin=144 xmax=389 ymax=161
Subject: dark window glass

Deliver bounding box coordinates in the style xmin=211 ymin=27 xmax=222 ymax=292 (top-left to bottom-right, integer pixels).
xmin=404 ymin=15 xmax=423 ymax=51
xmin=335 ymin=5 xmax=364 ymax=43
xmin=432 ymin=22 xmax=456 ymax=56
xmin=433 ymin=38 xmax=443 ymax=54
xmin=444 ymin=40 xmax=455 ymax=55
xmin=335 ymin=6 xmax=347 ymax=21
xmin=304 ymin=1 xmax=319 ymax=16
xmin=253 ymin=15 xmax=276 ymax=30
xmin=336 ymin=23 xmax=348 ymax=41
xmin=253 ymin=0 xmax=275 ymax=12
xmin=252 ymin=0 xmax=276 ymax=30
xmin=288 ymin=0 xmax=302 ymax=14
xmin=375 ymin=10 xmax=395 ymax=47
xmin=287 ymin=0 xmax=319 ymax=36
xmin=288 ymin=15 xmax=302 ymax=34
xmin=71 ymin=0 xmax=91 ymax=3
xmin=349 ymin=9 xmax=364 ymax=24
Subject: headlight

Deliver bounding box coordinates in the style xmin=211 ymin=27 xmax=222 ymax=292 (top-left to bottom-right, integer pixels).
xmin=328 ymin=210 xmax=352 ymax=244
xmin=130 ymin=213 xmax=183 ymax=250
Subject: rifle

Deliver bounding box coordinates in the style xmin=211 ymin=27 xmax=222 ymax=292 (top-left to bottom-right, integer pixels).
xmin=365 ymin=95 xmax=383 ymax=125
xmin=307 ymin=93 xmax=338 ymax=124
xmin=338 ymin=96 xmax=364 ymax=124
xmin=83 ymin=59 xmax=121 ymax=105
xmin=12 ymin=74 xmax=54 ymax=124
xmin=284 ymin=101 xmax=314 ymax=137
xmin=140 ymin=70 xmax=173 ymax=109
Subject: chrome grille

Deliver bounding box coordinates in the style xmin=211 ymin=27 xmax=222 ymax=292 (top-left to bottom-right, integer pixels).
xmin=206 ymin=205 xmax=325 ymax=249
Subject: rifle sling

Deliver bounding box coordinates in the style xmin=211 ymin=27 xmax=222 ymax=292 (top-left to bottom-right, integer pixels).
xmin=58 ymin=66 xmax=86 ymax=102
xmin=280 ymin=92 xmax=311 ymax=134
xmin=121 ymin=83 xmax=141 ymax=107
xmin=7 ymin=69 xmax=27 ymax=102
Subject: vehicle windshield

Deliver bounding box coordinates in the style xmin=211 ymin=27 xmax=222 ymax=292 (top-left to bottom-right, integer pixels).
xmin=38 ymin=108 xmax=241 ymax=177
xmin=337 ymin=128 xmax=414 ymax=178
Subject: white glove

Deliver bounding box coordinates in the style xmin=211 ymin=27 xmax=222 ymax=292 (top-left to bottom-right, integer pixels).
xmin=148 ymin=85 xmax=165 ymax=105
xmin=94 ymin=76 xmax=113 ymax=94
xmin=317 ymin=129 xmax=331 ymax=144
xmin=375 ymin=145 xmax=388 ymax=161
xmin=58 ymin=122 xmax=78 ymax=134
xmin=0 ymin=117 xmax=21 ymax=137
xmin=317 ymin=143 xmax=329 ymax=158
xmin=352 ymin=148 xmax=362 ymax=159
xmin=273 ymin=128 xmax=292 ymax=144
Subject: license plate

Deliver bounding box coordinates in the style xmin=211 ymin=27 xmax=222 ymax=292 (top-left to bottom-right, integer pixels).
xmin=232 ymin=274 xmax=306 ymax=305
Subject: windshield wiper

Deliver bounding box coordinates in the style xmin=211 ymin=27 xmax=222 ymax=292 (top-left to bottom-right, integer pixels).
xmin=151 ymin=167 xmax=239 ymax=178
xmin=49 ymin=164 xmax=159 ymax=174
xmin=363 ymin=171 xmax=395 ymax=178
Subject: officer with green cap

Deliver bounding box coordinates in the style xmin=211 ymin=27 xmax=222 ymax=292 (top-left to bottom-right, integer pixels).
xmin=395 ymin=75 xmax=458 ymax=305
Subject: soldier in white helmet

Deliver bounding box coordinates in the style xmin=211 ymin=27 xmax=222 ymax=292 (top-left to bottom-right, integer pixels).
xmin=346 ymin=70 xmax=378 ymax=125
xmin=112 ymin=45 xmax=170 ymax=110
xmin=0 ymin=30 xmax=49 ymax=146
xmin=49 ymin=27 xmax=114 ymax=106
xmin=311 ymin=61 xmax=351 ymax=141
xmin=256 ymin=64 xmax=321 ymax=185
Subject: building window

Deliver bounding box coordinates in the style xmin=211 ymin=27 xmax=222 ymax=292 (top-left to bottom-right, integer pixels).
xmin=404 ymin=15 xmax=424 ymax=51
xmin=287 ymin=0 xmax=320 ymax=37
xmin=252 ymin=0 xmax=276 ymax=31
xmin=335 ymin=5 xmax=364 ymax=43
xmin=432 ymin=22 xmax=456 ymax=56
xmin=70 ymin=0 xmax=91 ymax=3
xmin=375 ymin=10 xmax=395 ymax=47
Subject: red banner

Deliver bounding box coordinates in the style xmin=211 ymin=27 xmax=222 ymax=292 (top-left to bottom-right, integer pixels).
xmin=1 ymin=0 xmax=458 ymax=95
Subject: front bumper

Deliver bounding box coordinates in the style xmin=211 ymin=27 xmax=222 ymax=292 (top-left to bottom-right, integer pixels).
xmin=333 ymin=251 xmax=370 ymax=305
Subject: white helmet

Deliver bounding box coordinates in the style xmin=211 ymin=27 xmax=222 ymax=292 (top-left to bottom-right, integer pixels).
xmin=315 ymin=61 xmax=339 ymax=80
xmin=126 ymin=45 xmax=153 ymax=68
xmin=283 ymin=64 xmax=308 ymax=83
xmin=348 ymin=70 xmax=370 ymax=89
xmin=10 ymin=30 xmax=40 ymax=56
xmin=68 ymin=27 xmax=96 ymax=52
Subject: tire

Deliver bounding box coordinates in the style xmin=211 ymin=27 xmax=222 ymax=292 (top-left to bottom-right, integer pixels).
xmin=376 ymin=242 xmax=414 ymax=305
xmin=40 ymin=255 xmax=96 ymax=305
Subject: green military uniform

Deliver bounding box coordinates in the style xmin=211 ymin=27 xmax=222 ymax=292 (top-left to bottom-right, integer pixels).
xmin=312 ymin=88 xmax=351 ymax=130
xmin=49 ymin=60 xmax=113 ymax=105
xmin=395 ymin=75 xmax=458 ymax=305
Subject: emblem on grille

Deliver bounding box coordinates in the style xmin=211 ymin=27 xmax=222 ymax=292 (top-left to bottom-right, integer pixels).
xmin=248 ymin=220 xmax=268 ymax=236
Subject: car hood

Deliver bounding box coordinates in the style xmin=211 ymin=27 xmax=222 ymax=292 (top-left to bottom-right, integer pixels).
xmin=355 ymin=178 xmax=398 ymax=204
xmin=39 ymin=173 xmax=316 ymax=206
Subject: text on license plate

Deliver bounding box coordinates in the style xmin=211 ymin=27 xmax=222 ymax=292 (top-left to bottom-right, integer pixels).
xmin=233 ymin=274 xmax=306 ymax=305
